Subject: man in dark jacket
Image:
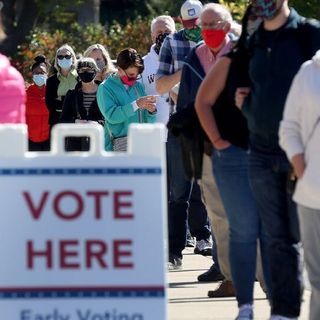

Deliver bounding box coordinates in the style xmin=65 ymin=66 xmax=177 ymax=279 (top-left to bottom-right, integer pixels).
xmin=171 ymin=2 xmax=236 ymax=297
xmin=156 ymin=0 xmax=215 ymax=272
xmin=236 ymin=1 xmax=320 ymax=318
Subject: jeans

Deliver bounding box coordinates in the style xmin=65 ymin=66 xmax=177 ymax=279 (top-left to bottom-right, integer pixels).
xmin=248 ymin=146 xmax=301 ymax=317
xmin=212 ymin=145 xmax=271 ymax=306
xmin=298 ymin=205 xmax=320 ymax=320
xmin=166 ymin=132 xmax=211 ymax=259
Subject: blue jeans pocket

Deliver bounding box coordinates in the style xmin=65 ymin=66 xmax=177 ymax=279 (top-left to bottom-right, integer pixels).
xmin=214 ymin=145 xmax=236 ymax=158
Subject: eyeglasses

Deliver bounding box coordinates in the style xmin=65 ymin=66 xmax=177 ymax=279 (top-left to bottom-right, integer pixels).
xmin=57 ymin=55 xmax=72 ymax=60
xmin=124 ymin=70 xmax=142 ymax=81
xmin=199 ymin=20 xmax=226 ymax=30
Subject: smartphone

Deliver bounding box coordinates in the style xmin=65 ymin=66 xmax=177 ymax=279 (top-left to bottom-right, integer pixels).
xmin=146 ymin=95 xmax=159 ymax=99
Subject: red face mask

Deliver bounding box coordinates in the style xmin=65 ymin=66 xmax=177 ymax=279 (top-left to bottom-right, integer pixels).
xmin=120 ymin=74 xmax=136 ymax=86
xmin=201 ymin=29 xmax=227 ymax=49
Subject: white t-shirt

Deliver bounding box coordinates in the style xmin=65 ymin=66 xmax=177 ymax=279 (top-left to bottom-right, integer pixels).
xmin=141 ymin=45 xmax=171 ymax=127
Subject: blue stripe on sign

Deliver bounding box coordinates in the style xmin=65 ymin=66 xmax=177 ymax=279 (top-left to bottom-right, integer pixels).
xmin=0 ymin=287 xmax=165 ymax=299
xmin=0 ymin=168 xmax=162 ymax=176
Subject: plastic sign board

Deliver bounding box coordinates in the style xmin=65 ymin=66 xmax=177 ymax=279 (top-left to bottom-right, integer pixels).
xmin=0 ymin=124 xmax=167 ymax=320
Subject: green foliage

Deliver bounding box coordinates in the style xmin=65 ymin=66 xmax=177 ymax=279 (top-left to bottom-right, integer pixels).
xmin=14 ymin=16 xmax=152 ymax=81
xmin=291 ymin=0 xmax=320 ymax=19
xmin=13 ymin=0 xmax=320 ymax=81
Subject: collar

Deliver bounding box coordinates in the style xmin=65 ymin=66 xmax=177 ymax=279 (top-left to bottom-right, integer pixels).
xmin=57 ymin=68 xmax=77 ymax=80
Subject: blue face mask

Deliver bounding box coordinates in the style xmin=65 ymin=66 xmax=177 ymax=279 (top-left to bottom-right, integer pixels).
xmin=57 ymin=57 xmax=73 ymax=70
xmin=33 ymin=74 xmax=47 ymax=87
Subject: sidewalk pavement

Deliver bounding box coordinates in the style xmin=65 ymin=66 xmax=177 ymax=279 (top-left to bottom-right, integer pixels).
xmin=168 ymin=247 xmax=310 ymax=320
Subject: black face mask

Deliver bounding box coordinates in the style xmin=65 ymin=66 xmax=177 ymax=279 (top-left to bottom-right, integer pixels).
xmin=79 ymin=71 xmax=96 ymax=83
xmin=154 ymin=32 xmax=170 ymax=55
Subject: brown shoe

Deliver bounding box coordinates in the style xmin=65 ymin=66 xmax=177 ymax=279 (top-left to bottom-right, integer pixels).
xmin=207 ymin=280 xmax=236 ymax=298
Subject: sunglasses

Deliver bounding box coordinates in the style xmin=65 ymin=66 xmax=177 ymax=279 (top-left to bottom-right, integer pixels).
xmin=57 ymin=54 xmax=72 ymax=60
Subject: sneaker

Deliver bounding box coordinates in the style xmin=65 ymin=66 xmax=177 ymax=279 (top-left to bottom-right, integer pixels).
xmin=194 ymin=239 xmax=212 ymax=256
xmin=235 ymin=304 xmax=253 ymax=320
xmin=167 ymin=254 xmax=182 ymax=271
xmin=185 ymin=230 xmax=195 ymax=247
xmin=270 ymin=316 xmax=298 ymax=320
xmin=197 ymin=264 xmax=225 ymax=282
xmin=208 ymin=280 xmax=235 ymax=298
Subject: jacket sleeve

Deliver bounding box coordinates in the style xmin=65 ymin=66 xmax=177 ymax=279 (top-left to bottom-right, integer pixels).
xmin=45 ymin=75 xmax=62 ymax=112
xmin=60 ymin=90 xmax=76 ymax=123
xmin=279 ymin=65 xmax=305 ymax=160
xmin=135 ymin=83 xmax=156 ymax=123
xmin=97 ymin=82 xmax=136 ymax=124
xmin=143 ymin=110 xmax=156 ymax=123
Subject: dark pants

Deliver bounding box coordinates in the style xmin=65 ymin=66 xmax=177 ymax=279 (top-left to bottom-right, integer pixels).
xmin=167 ymin=132 xmax=211 ymax=259
xmin=212 ymin=145 xmax=271 ymax=305
xmin=28 ymin=139 xmax=50 ymax=152
xmin=248 ymin=146 xmax=301 ymax=317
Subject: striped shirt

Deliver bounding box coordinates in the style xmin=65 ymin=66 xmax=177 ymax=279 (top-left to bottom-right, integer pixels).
xmin=83 ymin=92 xmax=96 ymax=116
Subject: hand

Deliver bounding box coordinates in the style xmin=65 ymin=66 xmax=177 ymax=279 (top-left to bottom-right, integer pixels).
xmin=169 ymin=90 xmax=178 ymax=105
xmin=137 ymin=96 xmax=157 ymax=113
xmin=213 ymin=138 xmax=231 ymax=150
xmin=292 ymin=153 xmax=305 ymax=179
xmin=235 ymin=87 xmax=250 ymax=110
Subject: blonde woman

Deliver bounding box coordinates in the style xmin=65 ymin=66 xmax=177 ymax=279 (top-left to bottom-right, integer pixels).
xmin=45 ymin=44 xmax=78 ymax=129
xmin=84 ymin=44 xmax=116 ymax=81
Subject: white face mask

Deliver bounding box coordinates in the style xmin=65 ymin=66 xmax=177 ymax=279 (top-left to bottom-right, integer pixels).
xmin=33 ymin=74 xmax=47 ymax=87
xmin=57 ymin=57 xmax=73 ymax=70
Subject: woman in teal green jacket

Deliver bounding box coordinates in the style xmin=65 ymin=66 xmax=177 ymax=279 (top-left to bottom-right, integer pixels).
xmin=97 ymin=48 xmax=157 ymax=151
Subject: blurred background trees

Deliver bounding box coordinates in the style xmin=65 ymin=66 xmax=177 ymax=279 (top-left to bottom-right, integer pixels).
xmin=1 ymin=0 xmax=319 ymax=79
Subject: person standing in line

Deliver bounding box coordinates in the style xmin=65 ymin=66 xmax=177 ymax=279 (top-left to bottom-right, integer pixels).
xmin=156 ymin=0 xmax=215 ymax=271
xmin=235 ymin=1 xmax=320 ymax=319
xmin=97 ymin=48 xmax=157 ymax=152
xmin=45 ymin=44 xmax=78 ymax=133
xmin=169 ymin=2 xmax=238 ymax=295
xmin=60 ymin=58 xmax=104 ymax=151
xmin=25 ymin=55 xmax=50 ymax=151
xmin=195 ymin=5 xmax=270 ymax=318
xmin=83 ymin=44 xmax=116 ymax=81
xmin=279 ymin=50 xmax=320 ymax=320
xmin=141 ymin=15 xmax=176 ymax=129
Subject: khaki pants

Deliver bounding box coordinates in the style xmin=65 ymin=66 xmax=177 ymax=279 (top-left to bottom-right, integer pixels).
xmin=199 ymin=153 xmax=231 ymax=280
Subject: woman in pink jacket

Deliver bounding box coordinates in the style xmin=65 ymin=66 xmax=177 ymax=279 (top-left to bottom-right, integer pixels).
xmin=0 ymin=8 xmax=25 ymax=123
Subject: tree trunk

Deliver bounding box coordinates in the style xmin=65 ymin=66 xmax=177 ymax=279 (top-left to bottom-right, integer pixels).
xmin=0 ymin=0 xmax=38 ymax=57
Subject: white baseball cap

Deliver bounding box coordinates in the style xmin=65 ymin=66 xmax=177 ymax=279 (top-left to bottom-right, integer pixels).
xmin=180 ymin=0 xmax=203 ymax=28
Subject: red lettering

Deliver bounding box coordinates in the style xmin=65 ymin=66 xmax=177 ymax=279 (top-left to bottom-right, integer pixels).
xmin=113 ymin=240 xmax=133 ymax=269
xmin=23 ymin=191 xmax=49 ymax=220
xmin=59 ymin=240 xmax=80 ymax=269
xmin=27 ymin=240 xmax=52 ymax=269
xmin=85 ymin=240 xmax=108 ymax=269
xmin=53 ymin=191 xmax=83 ymax=220
xmin=113 ymin=191 xmax=134 ymax=219
xmin=86 ymin=191 xmax=109 ymax=219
